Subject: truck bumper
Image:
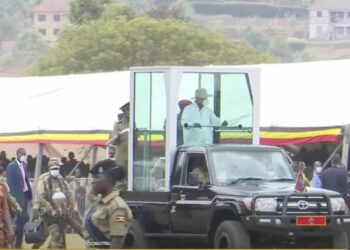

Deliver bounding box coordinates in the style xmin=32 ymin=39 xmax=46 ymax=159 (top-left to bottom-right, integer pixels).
xmin=243 ymin=215 xmax=350 ymax=236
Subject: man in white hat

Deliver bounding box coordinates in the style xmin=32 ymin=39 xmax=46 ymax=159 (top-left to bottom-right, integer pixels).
xmin=181 ymin=88 xmax=227 ymax=145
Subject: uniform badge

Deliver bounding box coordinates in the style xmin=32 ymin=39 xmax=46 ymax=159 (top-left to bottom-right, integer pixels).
xmin=98 ymin=167 xmax=103 ymax=173
xmin=115 ymin=216 xmax=126 ymax=224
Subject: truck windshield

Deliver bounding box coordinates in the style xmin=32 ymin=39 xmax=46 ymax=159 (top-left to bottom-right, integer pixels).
xmin=211 ymin=150 xmax=294 ymax=185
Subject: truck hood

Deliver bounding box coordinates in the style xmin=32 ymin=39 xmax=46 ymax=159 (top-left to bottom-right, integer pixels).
xmin=212 ymin=180 xmax=340 ymax=197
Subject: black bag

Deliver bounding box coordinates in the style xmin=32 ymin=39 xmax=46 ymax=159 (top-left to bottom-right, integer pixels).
xmin=24 ymin=217 xmax=49 ymax=244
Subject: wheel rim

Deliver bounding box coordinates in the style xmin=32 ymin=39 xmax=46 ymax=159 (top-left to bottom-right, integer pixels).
xmin=218 ymin=233 xmax=229 ymax=248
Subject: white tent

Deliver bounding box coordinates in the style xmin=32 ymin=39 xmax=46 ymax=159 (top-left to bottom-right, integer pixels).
xmin=1 ymin=59 xmax=350 ymax=151
xmin=260 ymin=59 xmax=350 ymax=127
xmin=0 ymin=71 xmax=130 ymax=172
xmin=0 ymin=71 xmax=130 ymax=133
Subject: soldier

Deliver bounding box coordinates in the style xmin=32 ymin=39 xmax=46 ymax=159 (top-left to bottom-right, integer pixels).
xmin=64 ymin=159 xmax=133 ymax=248
xmin=109 ymin=102 xmax=130 ymax=191
xmin=32 ymin=157 xmax=75 ymax=249
xmin=0 ymin=180 xmax=14 ymax=248
xmin=0 ymin=176 xmax=22 ymax=218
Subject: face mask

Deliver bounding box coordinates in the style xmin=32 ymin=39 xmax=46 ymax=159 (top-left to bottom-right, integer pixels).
xmin=50 ymin=169 xmax=60 ymax=177
xmin=316 ymin=167 xmax=322 ymax=173
xmin=202 ymin=99 xmax=209 ymax=106
xmin=20 ymin=155 xmax=27 ymax=163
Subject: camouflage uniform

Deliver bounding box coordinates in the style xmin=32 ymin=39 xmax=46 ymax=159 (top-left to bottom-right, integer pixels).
xmin=110 ymin=120 xmax=129 ymax=191
xmin=32 ymin=159 xmax=75 ymax=249
xmin=0 ymin=181 xmax=13 ymax=248
xmin=0 ymin=177 xmax=22 ymax=216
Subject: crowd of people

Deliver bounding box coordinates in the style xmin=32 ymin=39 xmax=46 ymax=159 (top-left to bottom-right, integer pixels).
xmin=0 ymin=145 xmax=132 ymax=249
xmin=0 ymin=151 xmax=90 ymax=179
xmin=295 ymin=153 xmax=350 ymax=206
xmin=0 ymin=99 xmax=133 ymax=248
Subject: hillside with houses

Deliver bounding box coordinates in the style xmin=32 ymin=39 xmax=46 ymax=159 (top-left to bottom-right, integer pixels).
xmin=1 ymin=0 xmax=350 ymax=76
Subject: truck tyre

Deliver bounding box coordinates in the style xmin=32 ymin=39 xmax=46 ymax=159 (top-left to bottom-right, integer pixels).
xmin=214 ymin=220 xmax=251 ymax=248
xmin=124 ymin=220 xmax=153 ymax=248
xmin=332 ymin=232 xmax=348 ymax=249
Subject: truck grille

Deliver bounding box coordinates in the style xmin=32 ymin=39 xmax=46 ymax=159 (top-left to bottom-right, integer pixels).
xmin=277 ymin=195 xmax=329 ymax=215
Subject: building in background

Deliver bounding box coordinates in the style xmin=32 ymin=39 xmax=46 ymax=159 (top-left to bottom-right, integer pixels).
xmin=309 ymin=0 xmax=350 ymax=40
xmin=32 ymin=0 xmax=71 ymax=44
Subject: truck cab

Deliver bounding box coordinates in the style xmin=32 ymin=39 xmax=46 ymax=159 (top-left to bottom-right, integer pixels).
xmin=122 ymin=66 xmax=350 ymax=248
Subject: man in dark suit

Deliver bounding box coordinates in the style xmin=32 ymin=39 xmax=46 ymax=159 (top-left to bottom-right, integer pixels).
xmin=6 ymin=147 xmax=32 ymax=248
xmin=320 ymin=153 xmax=349 ymax=197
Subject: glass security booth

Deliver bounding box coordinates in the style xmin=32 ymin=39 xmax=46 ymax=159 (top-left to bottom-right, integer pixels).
xmin=128 ymin=66 xmax=260 ymax=192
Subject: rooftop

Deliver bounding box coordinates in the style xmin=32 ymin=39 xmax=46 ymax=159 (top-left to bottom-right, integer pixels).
xmin=33 ymin=0 xmax=71 ymax=13
xmin=310 ymin=0 xmax=350 ymax=10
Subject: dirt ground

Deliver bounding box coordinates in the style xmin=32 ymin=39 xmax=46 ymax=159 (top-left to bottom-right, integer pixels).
xmin=23 ymin=234 xmax=85 ymax=249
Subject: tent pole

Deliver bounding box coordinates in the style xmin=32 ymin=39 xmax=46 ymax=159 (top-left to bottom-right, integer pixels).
xmin=33 ymin=143 xmax=44 ymax=193
xmin=67 ymin=146 xmax=93 ymax=177
xmin=90 ymin=146 xmax=98 ymax=170
xmin=342 ymin=125 xmax=350 ymax=168
xmin=322 ymin=141 xmax=342 ymax=168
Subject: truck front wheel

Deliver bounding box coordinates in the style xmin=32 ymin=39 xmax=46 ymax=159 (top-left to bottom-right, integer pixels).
xmin=124 ymin=220 xmax=153 ymax=248
xmin=213 ymin=220 xmax=251 ymax=248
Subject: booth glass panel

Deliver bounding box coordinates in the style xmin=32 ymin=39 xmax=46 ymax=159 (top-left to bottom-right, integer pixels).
xmin=219 ymin=73 xmax=253 ymax=144
xmin=133 ymin=72 xmax=166 ymax=191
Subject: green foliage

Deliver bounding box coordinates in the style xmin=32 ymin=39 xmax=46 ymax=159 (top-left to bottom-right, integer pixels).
xmin=242 ymin=29 xmax=269 ymax=53
xmin=118 ymin=0 xmax=155 ymax=12
xmin=101 ymin=2 xmax=135 ymax=20
xmin=0 ymin=29 xmax=48 ymax=68
xmin=31 ymin=16 xmax=273 ymax=75
xmin=242 ymin=28 xmax=307 ymax=62
xmin=146 ymin=5 xmax=188 ymax=21
xmin=0 ymin=0 xmax=41 ymax=42
xmin=268 ymin=37 xmax=293 ymax=62
xmin=69 ymin=0 xmax=113 ymax=24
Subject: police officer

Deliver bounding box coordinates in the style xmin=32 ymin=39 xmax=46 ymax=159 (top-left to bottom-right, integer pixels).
xmin=109 ymin=102 xmax=130 ymax=191
xmin=32 ymin=157 xmax=75 ymax=249
xmin=64 ymin=159 xmax=132 ymax=248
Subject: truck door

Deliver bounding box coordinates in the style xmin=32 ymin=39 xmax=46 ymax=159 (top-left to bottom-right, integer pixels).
xmin=170 ymin=152 xmax=214 ymax=234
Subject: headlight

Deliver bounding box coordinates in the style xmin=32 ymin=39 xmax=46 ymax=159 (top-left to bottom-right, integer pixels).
xmin=254 ymin=198 xmax=278 ymax=212
xmin=330 ymin=197 xmax=346 ymax=212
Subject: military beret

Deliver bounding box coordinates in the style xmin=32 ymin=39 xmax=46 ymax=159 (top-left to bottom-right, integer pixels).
xmin=178 ymin=99 xmax=192 ymax=109
xmin=90 ymin=159 xmax=125 ymax=181
xmin=119 ymin=102 xmax=130 ymax=113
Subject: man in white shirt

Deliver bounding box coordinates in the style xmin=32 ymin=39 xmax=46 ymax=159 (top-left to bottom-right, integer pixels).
xmin=181 ymin=88 xmax=227 ymax=145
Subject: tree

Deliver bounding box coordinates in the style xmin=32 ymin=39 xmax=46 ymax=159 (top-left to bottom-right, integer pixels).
xmin=0 ymin=29 xmax=48 ymax=68
xmin=31 ymin=16 xmax=273 ymax=76
xmin=0 ymin=0 xmax=41 ymax=42
xmin=242 ymin=28 xmax=269 ymax=53
xmin=101 ymin=2 xmax=135 ymax=20
xmin=69 ymin=0 xmax=113 ymax=24
xmin=118 ymin=0 xmax=155 ymax=12
xmin=146 ymin=5 xmax=188 ymax=21
xmin=268 ymin=37 xmax=293 ymax=62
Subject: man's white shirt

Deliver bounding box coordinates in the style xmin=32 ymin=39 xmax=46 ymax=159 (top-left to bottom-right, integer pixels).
xmin=181 ymin=102 xmax=222 ymax=145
